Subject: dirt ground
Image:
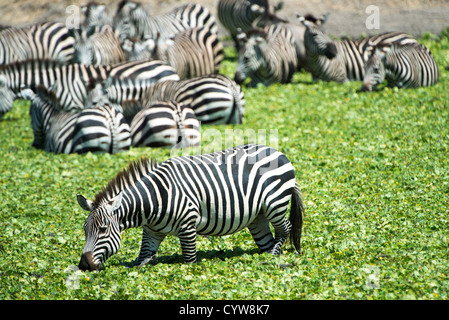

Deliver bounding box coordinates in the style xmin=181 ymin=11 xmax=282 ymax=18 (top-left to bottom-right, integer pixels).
xmin=0 ymin=0 xmax=448 ymax=38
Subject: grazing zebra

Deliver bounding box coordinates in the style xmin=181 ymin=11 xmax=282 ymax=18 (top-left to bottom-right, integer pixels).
xmin=0 ymin=22 xmax=75 ymax=65
xmin=130 ymin=100 xmax=201 ymax=148
xmin=297 ymin=15 xmax=417 ymax=83
xmin=77 ymin=144 xmax=304 ymax=270
xmin=217 ymin=0 xmax=283 ymax=49
xmin=113 ymin=0 xmax=217 ymax=42
xmin=235 ymin=24 xmax=297 ymax=86
xmin=70 ymin=25 xmax=126 ymax=66
xmin=0 ymin=58 xmax=178 ymax=117
xmin=22 ymin=85 xmax=131 ymax=154
xmin=150 ymin=27 xmax=224 ymax=79
xmin=108 ymin=74 xmax=245 ymax=124
xmin=361 ymin=43 xmax=439 ymax=91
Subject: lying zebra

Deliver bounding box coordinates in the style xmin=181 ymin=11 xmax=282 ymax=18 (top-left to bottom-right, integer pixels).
xmin=77 ymin=144 xmax=304 ymax=270
xmin=107 ymin=74 xmax=245 ymax=125
xmin=22 ymin=85 xmax=130 ymax=154
xmin=361 ymin=43 xmax=439 ymax=91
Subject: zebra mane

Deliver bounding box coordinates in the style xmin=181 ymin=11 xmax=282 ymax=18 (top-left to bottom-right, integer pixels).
xmin=93 ymin=157 xmax=158 ymax=207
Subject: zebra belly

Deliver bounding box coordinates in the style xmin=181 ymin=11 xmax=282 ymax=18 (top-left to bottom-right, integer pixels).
xmin=195 ymin=203 xmax=260 ymax=236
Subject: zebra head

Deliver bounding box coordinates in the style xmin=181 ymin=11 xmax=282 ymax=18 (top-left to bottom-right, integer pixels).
xmin=361 ymin=45 xmax=388 ymax=92
xmin=113 ymin=0 xmax=140 ymax=41
xmin=0 ymin=74 xmax=16 ymax=119
xmin=297 ymin=14 xmax=337 ymax=59
xmin=234 ymin=28 xmax=267 ymax=85
xmin=77 ymin=192 xmax=123 ymax=271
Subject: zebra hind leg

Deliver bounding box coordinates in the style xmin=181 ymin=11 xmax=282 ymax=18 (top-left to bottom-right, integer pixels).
xmin=247 ymin=214 xmax=275 ymax=253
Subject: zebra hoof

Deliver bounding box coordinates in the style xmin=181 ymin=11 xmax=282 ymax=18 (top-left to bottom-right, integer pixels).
xmin=133 ymin=255 xmax=158 ymax=267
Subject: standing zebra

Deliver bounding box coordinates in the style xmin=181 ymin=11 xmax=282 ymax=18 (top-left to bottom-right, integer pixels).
xmin=217 ymin=0 xmax=283 ymax=49
xmin=297 ymin=15 xmax=417 ymax=83
xmin=0 ymin=22 xmax=75 ymax=65
xmin=70 ymin=25 xmax=126 ymax=66
xmin=113 ymin=0 xmax=217 ymax=42
xmin=108 ymin=74 xmax=245 ymax=124
xmin=77 ymin=144 xmax=304 ymax=270
xmin=235 ymin=24 xmax=297 ymax=86
xmin=149 ymin=27 xmax=224 ymax=79
xmin=361 ymin=43 xmax=439 ymax=91
xmin=130 ymin=100 xmax=201 ymax=148
xmin=23 ymin=85 xmax=131 ymax=154
xmin=0 ymin=58 xmax=178 ymax=117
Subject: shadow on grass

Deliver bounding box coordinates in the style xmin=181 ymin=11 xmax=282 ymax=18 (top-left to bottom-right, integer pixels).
xmin=115 ymin=247 xmax=262 ymax=268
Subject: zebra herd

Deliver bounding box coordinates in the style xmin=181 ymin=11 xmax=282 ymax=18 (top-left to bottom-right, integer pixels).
xmin=0 ymin=0 xmax=243 ymax=154
xmin=1 ymin=0 xmax=442 ymax=270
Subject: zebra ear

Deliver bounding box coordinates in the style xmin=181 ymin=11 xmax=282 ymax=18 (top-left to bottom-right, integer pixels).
xmin=296 ymin=14 xmax=309 ymax=28
xmin=108 ymin=191 xmax=123 ymax=212
xmin=77 ymin=194 xmax=94 ymax=212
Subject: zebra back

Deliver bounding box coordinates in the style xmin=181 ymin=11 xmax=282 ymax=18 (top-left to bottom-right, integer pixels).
xmin=106 ymin=59 xmax=180 ymax=81
xmin=130 ymin=100 xmax=200 ymax=148
xmin=0 ymin=22 xmax=75 ymax=65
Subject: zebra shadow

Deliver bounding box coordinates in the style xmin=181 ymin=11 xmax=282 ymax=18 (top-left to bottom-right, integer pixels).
xmin=116 ymin=247 xmax=262 ymax=268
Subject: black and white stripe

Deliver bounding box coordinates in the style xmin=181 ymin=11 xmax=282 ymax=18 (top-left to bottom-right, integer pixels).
xmin=70 ymin=25 xmax=126 ymax=66
xmin=361 ymin=43 xmax=439 ymax=91
xmin=0 ymin=22 xmax=75 ymax=65
xmin=108 ymin=74 xmax=245 ymax=124
xmin=298 ymin=15 xmax=417 ymax=83
xmin=143 ymin=26 xmax=224 ymax=79
xmin=130 ymin=100 xmax=200 ymax=148
xmin=23 ymin=86 xmax=130 ymax=154
xmin=217 ymin=0 xmax=283 ymax=49
xmin=77 ymin=144 xmax=304 ymax=270
xmin=0 ymin=58 xmax=178 ymax=117
xmin=113 ymin=0 xmax=217 ymax=42
xmin=235 ymin=24 xmax=297 ymax=86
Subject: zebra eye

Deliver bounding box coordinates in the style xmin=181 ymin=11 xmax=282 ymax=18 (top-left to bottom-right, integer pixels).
xmin=373 ymin=67 xmax=380 ymax=73
xmin=99 ymin=225 xmax=108 ymax=234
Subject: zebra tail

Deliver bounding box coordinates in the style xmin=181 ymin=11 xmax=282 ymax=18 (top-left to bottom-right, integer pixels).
xmin=289 ymin=182 xmax=304 ymax=254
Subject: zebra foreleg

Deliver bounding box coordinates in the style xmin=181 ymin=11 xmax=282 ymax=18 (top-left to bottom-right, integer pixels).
xmin=132 ymin=227 xmax=166 ymax=267
xmin=178 ymin=224 xmax=198 ymax=263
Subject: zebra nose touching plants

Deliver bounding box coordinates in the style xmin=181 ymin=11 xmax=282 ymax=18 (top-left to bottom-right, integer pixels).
xmin=77 ymin=144 xmax=304 ymax=271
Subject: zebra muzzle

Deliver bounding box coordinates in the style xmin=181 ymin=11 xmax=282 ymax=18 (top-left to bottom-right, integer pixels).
xmin=360 ymin=82 xmax=373 ymax=92
xmin=78 ymin=251 xmax=100 ymax=271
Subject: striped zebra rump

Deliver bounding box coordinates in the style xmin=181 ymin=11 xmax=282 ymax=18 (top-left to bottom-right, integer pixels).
xmin=130 ymin=100 xmax=200 ymax=148
xmin=77 ymin=144 xmax=304 ymax=270
xmin=361 ymin=43 xmax=439 ymax=91
xmin=0 ymin=22 xmax=75 ymax=65
xmin=235 ymin=24 xmax=297 ymax=86
xmin=154 ymin=27 xmax=224 ymax=79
